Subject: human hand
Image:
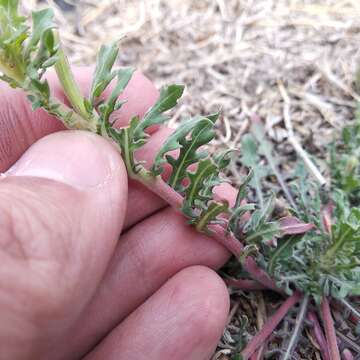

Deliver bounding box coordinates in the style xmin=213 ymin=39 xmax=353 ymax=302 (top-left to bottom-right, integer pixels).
xmin=0 ymin=69 xmax=230 ymax=360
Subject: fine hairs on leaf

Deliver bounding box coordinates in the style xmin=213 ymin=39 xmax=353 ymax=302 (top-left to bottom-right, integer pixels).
xmin=1 ymin=1 xmax=360 ymax=359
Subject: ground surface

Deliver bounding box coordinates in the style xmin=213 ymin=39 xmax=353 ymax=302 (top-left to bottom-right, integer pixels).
xmin=27 ymin=1 xmax=360 ymax=359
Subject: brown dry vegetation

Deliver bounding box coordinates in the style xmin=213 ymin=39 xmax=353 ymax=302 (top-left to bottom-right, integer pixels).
xmin=25 ymin=1 xmax=360 ymax=358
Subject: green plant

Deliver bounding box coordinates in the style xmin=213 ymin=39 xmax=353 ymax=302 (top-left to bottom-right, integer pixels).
xmin=0 ymin=1 xmax=359 ymax=359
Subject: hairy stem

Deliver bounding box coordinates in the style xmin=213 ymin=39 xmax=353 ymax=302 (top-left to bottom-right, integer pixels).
xmin=32 ymin=92 xmax=96 ymax=131
xmin=307 ymin=311 xmax=330 ymax=360
xmin=281 ymin=294 xmax=309 ymax=360
xmin=321 ymin=297 xmax=340 ymax=360
xmin=241 ymin=292 xmax=302 ymax=360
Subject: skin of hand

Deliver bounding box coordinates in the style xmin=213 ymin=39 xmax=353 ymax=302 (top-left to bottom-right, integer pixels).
xmin=0 ymin=68 xmax=234 ymax=360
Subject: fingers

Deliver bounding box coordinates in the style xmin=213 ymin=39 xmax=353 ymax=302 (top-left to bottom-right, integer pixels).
xmin=52 ymin=125 xmax=233 ymax=358
xmin=60 ymin=207 xmax=230 ymax=359
xmin=85 ymin=266 xmax=229 ymax=360
xmin=0 ymin=82 xmax=65 ymax=172
xmin=0 ymin=68 xmax=158 ymax=172
xmin=0 ymin=131 xmax=127 ymax=358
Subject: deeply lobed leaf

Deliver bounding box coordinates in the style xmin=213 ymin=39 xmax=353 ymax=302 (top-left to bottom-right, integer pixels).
xmin=152 ymin=114 xmax=217 ymax=190
xmin=106 ymin=83 xmax=185 ymax=176
xmin=89 ymin=43 xmax=119 ymax=104
xmin=135 ymin=84 xmax=184 ymax=139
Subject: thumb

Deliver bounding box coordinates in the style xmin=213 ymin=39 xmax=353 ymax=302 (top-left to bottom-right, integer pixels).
xmin=0 ymin=131 xmax=127 ymax=358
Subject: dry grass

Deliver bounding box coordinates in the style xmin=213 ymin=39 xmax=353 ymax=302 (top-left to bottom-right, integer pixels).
xmin=26 ymin=1 xmax=360 ymax=358
xmin=25 ymin=1 xmax=360 ymax=151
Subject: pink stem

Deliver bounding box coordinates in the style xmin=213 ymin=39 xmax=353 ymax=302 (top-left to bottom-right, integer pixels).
xmin=141 ymin=175 xmax=280 ymax=291
xmin=342 ymin=349 xmax=354 ymax=360
xmin=250 ymin=351 xmax=258 ymax=360
xmin=144 ymin=175 xmax=184 ymax=209
xmin=209 ymin=224 xmax=279 ymax=291
xmin=250 ymin=347 xmax=267 ymax=360
xmin=242 ymin=255 xmax=279 ymax=292
xmin=251 ymin=343 xmax=267 ymax=360
xmin=307 ymin=311 xmax=330 ymax=360
xmin=225 ymin=278 xmax=267 ymax=291
xmin=320 ymin=297 xmax=341 ymax=360
xmin=241 ymin=292 xmax=302 ymax=359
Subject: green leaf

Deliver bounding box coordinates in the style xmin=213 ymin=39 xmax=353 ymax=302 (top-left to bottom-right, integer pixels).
xmin=245 ymin=221 xmax=279 ymax=244
xmin=268 ymin=235 xmax=303 ymax=275
xmin=89 ymin=43 xmax=119 ymax=104
xmin=98 ymin=67 xmax=135 ymax=124
xmin=234 ymin=170 xmax=253 ymax=209
xmin=227 ymin=203 xmax=255 ymax=235
xmin=105 ymin=83 xmax=185 ymax=178
xmin=242 ymin=195 xmax=280 ymax=244
xmin=213 ymin=148 xmax=233 ymax=169
xmin=152 ymin=115 xmax=217 ymax=191
xmin=0 ymin=0 xmax=28 ymax=83
xmin=194 ymin=201 xmax=230 ymax=232
xmin=246 ymin=194 xmax=275 ymax=230
xmin=0 ymin=0 xmax=26 ymax=38
xmin=134 ymin=84 xmax=184 ymax=139
xmin=240 ymin=133 xmax=268 ymax=208
xmin=25 ymin=8 xmax=54 ymax=56
xmin=183 ymin=158 xmax=218 ymax=209
xmin=323 ymin=206 xmax=360 ymax=269
xmin=41 ymin=54 xmax=58 ymax=68
xmin=250 ymin=119 xmax=297 ymax=210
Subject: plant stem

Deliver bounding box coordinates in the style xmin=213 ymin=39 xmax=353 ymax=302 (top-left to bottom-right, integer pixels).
xmin=255 ymin=292 xmax=267 ymax=360
xmin=136 ymin=171 xmax=279 ymax=291
xmin=307 ymin=311 xmax=330 ymax=360
xmin=241 ymin=292 xmax=302 ymax=360
xmin=225 ymin=278 xmax=266 ymax=291
xmin=54 ymin=32 xmax=98 ymax=130
xmin=281 ymin=294 xmax=309 ymax=360
xmin=137 ymin=172 xmax=183 ymax=209
xmin=342 ymin=349 xmax=354 ymax=360
xmin=321 ymin=297 xmax=341 ymax=360
xmin=239 ymin=254 xmax=279 ymax=292
xmin=39 ymin=93 xmax=96 ymax=131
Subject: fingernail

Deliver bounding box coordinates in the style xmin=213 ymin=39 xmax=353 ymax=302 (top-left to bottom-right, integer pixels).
xmin=7 ymin=131 xmax=118 ymax=189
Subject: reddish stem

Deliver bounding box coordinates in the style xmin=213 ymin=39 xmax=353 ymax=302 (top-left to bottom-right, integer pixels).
xmin=241 ymin=292 xmax=302 ymax=359
xmin=307 ymin=311 xmax=330 ymax=360
xmin=140 ymin=174 xmax=279 ymax=291
xmin=320 ymin=297 xmax=341 ymax=360
xmin=209 ymin=224 xmax=279 ymax=291
xmin=342 ymin=349 xmax=354 ymax=360
xmin=241 ymin=255 xmax=279 ymax=292
xmin=143 ymin=175 xmax=184 ymax=209
xmin=225 ymin=278 xmax=266 ymax=291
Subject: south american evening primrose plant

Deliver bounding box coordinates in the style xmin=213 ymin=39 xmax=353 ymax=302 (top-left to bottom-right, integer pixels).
xmin=1 ymin=1 xmax=359 ymax=359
